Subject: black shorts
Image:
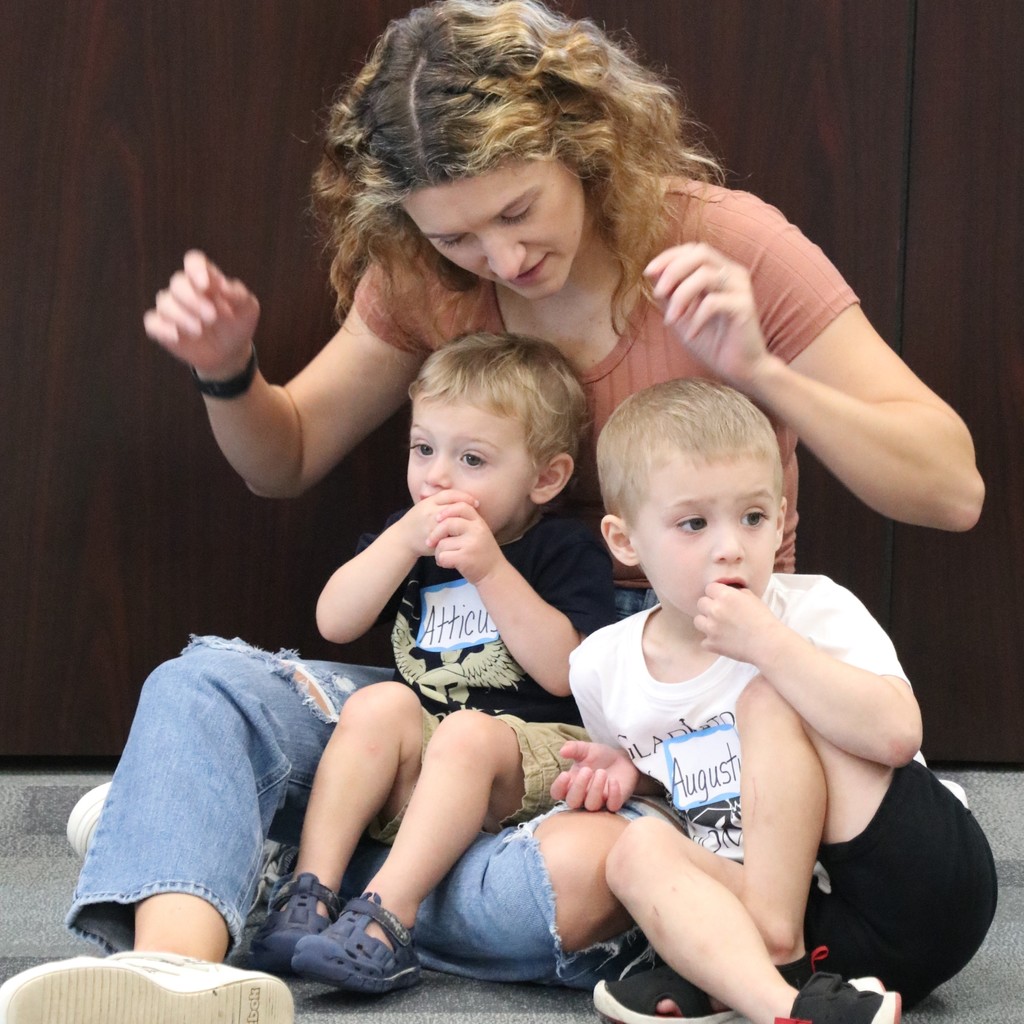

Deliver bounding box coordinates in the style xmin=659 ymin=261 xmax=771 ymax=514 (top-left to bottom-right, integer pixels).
xmin=804 ymin=759 xmax=997 ymax=1009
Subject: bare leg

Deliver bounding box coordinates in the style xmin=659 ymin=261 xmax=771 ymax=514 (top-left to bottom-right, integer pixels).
xmin=630 ymin=677 xmax=826 ymax=969
xmin=293 ymin=682 xmax=424 ymax=896
xmin=535 ymin=809 xmax=633 ymax=950
xmin=734 ymin=676 xmax=826 ymax=963
xmin=366 ymin=710 xmax=525 ymax=939
xmin=135 ymin=894 xmax=229 ymax=960
xmin=608 ymin=817 xmax=798 ymax=1024
xmin=813 ymin=733 xmax=894 ymax=845
xmin=605 ymin=680 xmax=897 ymax=1020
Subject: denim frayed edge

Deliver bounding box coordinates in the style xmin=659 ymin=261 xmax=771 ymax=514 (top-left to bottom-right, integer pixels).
xmin=184 ymin=634 xmax=355 ymax=724
xmin=505 ymin=804 xmax=649 ymax=988
xmin=67 ymin=881 xmax=247 ymax=956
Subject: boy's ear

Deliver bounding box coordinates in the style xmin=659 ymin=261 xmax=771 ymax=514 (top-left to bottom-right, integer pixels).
xmin=530 ymin=452 xmax=574 ymax=505
xmin=601 ymin=513 xmax=641 ymax=566
xmin=774 ymin=496 xmax=787 ymax=553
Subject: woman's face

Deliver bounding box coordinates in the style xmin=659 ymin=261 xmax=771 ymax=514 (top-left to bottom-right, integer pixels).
xmin=402 ymin=160 xmax=588 ymax=299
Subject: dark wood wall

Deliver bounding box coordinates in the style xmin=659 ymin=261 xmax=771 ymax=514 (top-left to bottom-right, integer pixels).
xmin=3 ymin=2 xmax=1021 ymax=761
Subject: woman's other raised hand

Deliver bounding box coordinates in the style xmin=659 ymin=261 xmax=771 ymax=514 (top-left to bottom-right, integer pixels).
xmin=143 ymin=250 xmax=260 ymax=380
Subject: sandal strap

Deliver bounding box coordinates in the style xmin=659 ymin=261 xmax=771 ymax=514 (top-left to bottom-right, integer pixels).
xmin=605 ymin=963 xmax=716 ymax=1015
xmin=343 ymin=892 xmax=413 ymax=948
xmin=270 ymin=872 xmax=342 ymax=921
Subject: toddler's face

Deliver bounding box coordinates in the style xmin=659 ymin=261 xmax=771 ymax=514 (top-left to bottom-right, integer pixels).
xmin=407 ymin=398 xmax=542 ymax=543
xmin=624 ymin=452 xmax=785 ymax=618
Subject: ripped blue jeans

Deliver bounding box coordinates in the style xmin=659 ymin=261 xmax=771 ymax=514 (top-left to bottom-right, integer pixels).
xmin=67 ymin=634 xmax=651 ymax=987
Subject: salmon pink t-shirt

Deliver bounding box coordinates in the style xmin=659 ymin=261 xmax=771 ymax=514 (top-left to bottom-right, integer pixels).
xmin=354 ymin=184 xmax=858 ymax=583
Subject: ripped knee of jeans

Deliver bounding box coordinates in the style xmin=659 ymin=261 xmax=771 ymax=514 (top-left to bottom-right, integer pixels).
xmin=184 ymin=635 xmax=356 ymax=724
xmin=502 ymin=807 xmax=651 ymax=988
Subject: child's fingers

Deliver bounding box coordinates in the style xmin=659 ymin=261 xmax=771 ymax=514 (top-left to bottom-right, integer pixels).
xmin=584 ymin=769 xmax=609 ymax=811
xmin=434 ymin=498 xmax=481 ymax=522
xmin=550 ymin=770 xmax=571 ymax=802
xmin=560 ymin=766 xmax=594 ymax=809
xmin=559 ymin=739 xmax=587 ymax=761
xmin=605 ymin=777 xmax=624 ymax=813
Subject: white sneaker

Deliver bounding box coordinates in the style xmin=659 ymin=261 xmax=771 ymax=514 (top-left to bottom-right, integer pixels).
xmin=66 ymin=782 xmax=112 ymax=859
xmin=0 ymin=952 xmax=293 ymax=1024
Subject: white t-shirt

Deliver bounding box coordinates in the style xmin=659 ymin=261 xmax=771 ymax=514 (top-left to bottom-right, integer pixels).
xmin=569 ymin=574 xmax=909 ymax=861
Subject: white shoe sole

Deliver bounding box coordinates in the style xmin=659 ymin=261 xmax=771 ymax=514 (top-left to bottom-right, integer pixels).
xmin=593 ymin=979 xmax=738 ymax=1024
xmin=66 ymin=782 xmax=112 ymax=859
xmin=0 ymin=956 xmax=294 ymax=1024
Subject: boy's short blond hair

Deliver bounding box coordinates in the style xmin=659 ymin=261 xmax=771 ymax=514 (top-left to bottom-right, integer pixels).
xmin=409 ymin=331 xmax=587 ymax=467
xmin=597 ymin=378 xmax=783 ymax=522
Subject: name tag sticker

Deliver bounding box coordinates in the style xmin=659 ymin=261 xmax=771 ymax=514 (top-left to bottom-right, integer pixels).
xmin=417 ymin=579 xmax=499 ymax=652
xmin=663 ymin=723 xmax=742 ymax=812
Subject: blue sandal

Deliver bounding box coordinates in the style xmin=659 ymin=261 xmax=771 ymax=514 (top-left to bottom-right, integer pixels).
xmin=248 ymin=872 xmax=341 ymax=975
xmin=291 ymin=891 xmax=421 ymax=994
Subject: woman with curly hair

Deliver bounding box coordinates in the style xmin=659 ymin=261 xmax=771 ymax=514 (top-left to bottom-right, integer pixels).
xmin=4 ymin=2 xmax=983 ymax=1022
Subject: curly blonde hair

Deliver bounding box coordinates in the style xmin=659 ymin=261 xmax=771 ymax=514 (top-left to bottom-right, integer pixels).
xmin=409 ymin=331 xmax=587 ymax=467
xmin=312 ymin=0 xmax=722 ymax=323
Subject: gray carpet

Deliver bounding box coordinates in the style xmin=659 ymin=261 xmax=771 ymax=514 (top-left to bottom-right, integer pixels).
xmin=1 ymin=764 xmax=1020 ymax=1022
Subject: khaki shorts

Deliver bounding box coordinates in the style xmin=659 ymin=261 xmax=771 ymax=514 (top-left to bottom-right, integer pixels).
xmin=369 ymin=707 xmax=588 ymax=844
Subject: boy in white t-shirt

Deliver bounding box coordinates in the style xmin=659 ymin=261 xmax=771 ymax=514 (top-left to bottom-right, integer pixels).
xmin=555 ymin=379 xmax=995 ymax=1024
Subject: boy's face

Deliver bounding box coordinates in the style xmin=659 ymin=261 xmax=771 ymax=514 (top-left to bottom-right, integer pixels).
xmin=408 ymin=398 xmax=549 ymax=543
xmin=606 ymin=452 xmax=785 ymax=620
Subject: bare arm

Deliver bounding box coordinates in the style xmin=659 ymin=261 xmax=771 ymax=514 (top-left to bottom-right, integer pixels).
xmin=697 ymin=583 xmax=923 ymax=766
xmin=143 ymin=251 xmax=424 ymax=497
xmin=315 ymin=491 xmax=477 ymax=643
xmin=755 ymin=307 xmax=983 ymax=530
xmin=647 ymin=244 xmax=984 ymax=531
xmin=472 ymin=557 xmax=582 ymax=696
xmin=427 ymin=502 xmax=582 ymax=696
xmin=757 ymin=638 xmax=920 ymax=767
xmin=315 ymin=523 xmax=419 ymax=645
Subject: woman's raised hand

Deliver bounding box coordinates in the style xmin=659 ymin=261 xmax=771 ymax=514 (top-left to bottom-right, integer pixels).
xmin=645 ymin=242 xmax=769 ymax=389
xmin=143 ymin=250 xmax=261 ymax=379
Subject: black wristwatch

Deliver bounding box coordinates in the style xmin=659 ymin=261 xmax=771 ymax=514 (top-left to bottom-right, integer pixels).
xmin=190 ymin=344 xmax=258 ymax=399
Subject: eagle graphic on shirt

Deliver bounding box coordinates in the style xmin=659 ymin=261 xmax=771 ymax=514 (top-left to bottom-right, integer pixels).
xmin=392 ymin=594 xmax=525 ymax=709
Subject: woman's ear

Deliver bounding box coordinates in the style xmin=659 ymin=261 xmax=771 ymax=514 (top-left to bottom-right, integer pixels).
xmin=530 ymin=452 xmax=574 ymax=505
xmin=601 ymin=513 xmax=641 ymax=566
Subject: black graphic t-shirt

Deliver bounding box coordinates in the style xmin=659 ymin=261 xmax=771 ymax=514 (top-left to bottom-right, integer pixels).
xmin=357 ymin=512 xmax=618 ymax=725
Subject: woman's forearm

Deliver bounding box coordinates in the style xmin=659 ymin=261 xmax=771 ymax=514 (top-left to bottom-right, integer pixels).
xmin=202 ymin=374 xmax=309 ymax=496
xmin=205 ymin=316 xmax=424 ymax=497
xmin=753 ymin=314 xmax=984 ymax=530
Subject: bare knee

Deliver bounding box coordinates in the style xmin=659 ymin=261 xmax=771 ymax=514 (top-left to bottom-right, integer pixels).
xmin=331 ymin=681 xmax=422 ymax=759
xmin=425 ymin=709 xmax=516 ymax=771
xmin=536 ymin=811 xmax=632 ymax=951
xmin=735 ymin=674 xmax=800 ymax=737
xmin=606 ymin=817 xmax=692 ymax=904
xmin=338 ymin=680 xmax=419 ymax=730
